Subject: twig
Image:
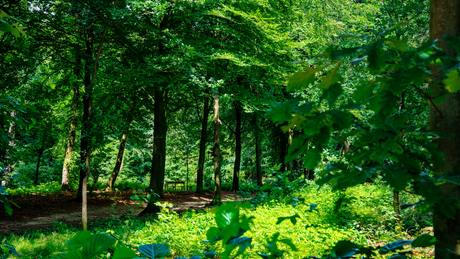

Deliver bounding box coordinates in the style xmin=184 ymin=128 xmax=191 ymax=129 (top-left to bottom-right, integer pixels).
xmin=411 ymin=84 xmax=444 ymax=118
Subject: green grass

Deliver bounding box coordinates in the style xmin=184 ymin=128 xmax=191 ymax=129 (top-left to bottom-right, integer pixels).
xmin=1 ymin=182 xmax=432 ymax=258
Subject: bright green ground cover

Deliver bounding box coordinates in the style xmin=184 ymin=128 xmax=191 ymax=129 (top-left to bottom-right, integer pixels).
xmin=1 ymin=183 xmax=431 ymax=258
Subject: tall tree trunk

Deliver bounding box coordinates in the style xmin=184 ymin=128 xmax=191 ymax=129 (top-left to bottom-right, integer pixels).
xmin=105 ymin=129 xmax=128 ymax=191
xmin=429 ymin=0 xmax=460 ymax=257
xmin=211 ymin=94 xmax=221 ymax=205
xmin=254 ymin=113 xmax=262 ymax=186
xmin=196 ymin=96 xmax=211 ymax=193
xmin=34 ymin=130 xmax=46 ymax=186
xmin=61 ymin=80 xmax=80 ymax=191
xmin=77 ymin=29 xmax=94 ymax=231
xmin=142 ymin=89 xmax=168 ymax=215
xmin=231 ymin=100 xmax=242 ymax=192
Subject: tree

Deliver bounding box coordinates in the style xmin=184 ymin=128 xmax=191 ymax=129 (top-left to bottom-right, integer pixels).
xmin=267 ymin=0 xmax=460 ymax=257
xmin=429 ymin=0 xmax=460 ymax=257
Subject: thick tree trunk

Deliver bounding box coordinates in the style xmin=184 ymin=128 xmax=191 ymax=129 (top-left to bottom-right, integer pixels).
xmin=211 ymin=94 xmax=222 ymax=205
xmin=429 ymin=0 xmax=460 ymax=257
xmin=254 ymin=113 xmax=262 ymax=186
xmin=61 ymin=83 xmax=79 ymax=191
xmin=142 ymin=89 xmax=168 ymax=215
xmin=196 ymin=96 xmax=210 ymax=193
xmin=105 ymin=129 xmax=128 ymax=191
xmin=231 ymin=100 xmax=242 ymax=192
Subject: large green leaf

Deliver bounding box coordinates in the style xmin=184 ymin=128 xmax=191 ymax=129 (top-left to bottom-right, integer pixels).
xmin=66 ymin=231 xmax=92 ymax=249
xmin=318 ymin=65 xmax=344 ymax=90
xmin=385 ymin=38 xmax=409 ymax=51
xmin=303 ymin=148 xmax=321 ymax=170
xmin=63 ymin=250 xmax=83 ymax=259
xmin=285 ymin=135 xmax=309 ymax=163
xmin=113 ymin=247 xmax=138 ymax=259
xmin=330 ymin=240 xmax=358 ymax=258
xmin=82 ymin=233 xmax=117 ymax=259
xmin=287 ymin=65 xmax=327 ymax=92
xmin=411 ymin=234 xmax=437 ymax=248
xmin=138 ymin=243 xmax=170 ymax=259
xmin=379 ymin=240 xmax=412 ymax=255
xmin=443 ymin=69 xmax=460 ymax=93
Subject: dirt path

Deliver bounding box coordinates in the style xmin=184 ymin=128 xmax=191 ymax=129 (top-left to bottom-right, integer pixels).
xmin=0 ymin=190 xmax=250 ymax=235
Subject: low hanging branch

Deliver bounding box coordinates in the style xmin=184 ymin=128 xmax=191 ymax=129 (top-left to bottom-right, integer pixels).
xmin=411 ymin=83 xmax=444 ymax=118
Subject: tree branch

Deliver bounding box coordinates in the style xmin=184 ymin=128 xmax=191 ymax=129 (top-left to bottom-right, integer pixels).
xmin=411 ymin=84 xmax=444 ymax=118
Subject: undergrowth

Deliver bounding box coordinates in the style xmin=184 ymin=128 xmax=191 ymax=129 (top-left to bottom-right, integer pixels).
xmin=1 ymin=179 xmax=432 ymax=258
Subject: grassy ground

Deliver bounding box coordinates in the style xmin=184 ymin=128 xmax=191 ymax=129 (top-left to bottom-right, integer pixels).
xmin=0 ymin=179 xmax=432 ymax=258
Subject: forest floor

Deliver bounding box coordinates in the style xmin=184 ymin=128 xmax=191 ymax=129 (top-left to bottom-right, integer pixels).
xmin=0 ymin=190 xmax=251 ymax=235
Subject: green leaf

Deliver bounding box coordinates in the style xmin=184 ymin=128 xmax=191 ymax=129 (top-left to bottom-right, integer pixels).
xmin=113 ymin=247 xmax=138 ymax=259
xmin=367 ymin=41 xmax=390 ymax=73
xmin=265 ymin=102 xmax=292 ymax=125
xmin=411 ymin=234 xmax=437 ymax=248
xmin=63 ymin=250 xmax=83 ymax=259
xmin=279 ymin=238 xmax=297 ymax=252
xmin=82 ymin=233 xmax=117 ymax=259
xmin=379 ymin=240 xmax=413 ymax=255
xmin=138 ymin=243 xmax=170 ymax=259
xmin=204 ymin=251 xmax=217 ymax=258
xmin=66 ymin=231 xmax=92 ymax=249
xmin=285 ymin=135 xmax=309 ymax=163
xmin=287 ymin=65 xmax=327 ymax=92
xmin=204 ymin=227 xmax=222 ymax=243
xmin=276 ymin=214 xmax=300 ymax=225
xmin=303 ymin=148 xmax=321 ymax=170
xmin=443 ymin=70 xmax=460 ymax=93
xmin=330 ymin=241 xmax=358 ymax=258
xmin=51 ymin=253 xmax=67 ymax=259
xmin=382 ymin=167 xmax=412 ymax=191
xmin=385 ymin=38 xmax=409 ymax=51
xmin=442 ymin=35 xmax=460 ymax=55
xmin=214 ymin=203 xmax=238 ymax=229
xmin=307 ymin=203 xmax=318 ymax=212
xmin=322 ymin=83 xmax=343 ymax=107
xmin=318 ymin=65 xmax=344 ymax=89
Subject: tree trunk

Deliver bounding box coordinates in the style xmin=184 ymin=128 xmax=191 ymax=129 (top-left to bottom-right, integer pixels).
xmin=429 ymin=0 xmax=460 ymax=257
xmin=231 ymin=100 xmax=242 ymax=192
xmin=254 ymin=113 xmax=262 ymax=186
xmin=277 ymin=126 xmax=288 ymax=172
xmin=141 ymin=89 xmax=168 ymax=215
xmin=34 ymin=130 xmax=45 ymax=186
xmin=211 ymin=94 xmax=222 ymax=205
xmin=105 ymin=129 xmax=128 ymax=191
xmin=196 ymin=96 xmax=211 ymax=193
xmin=77 ymin=30 xmax=94 ymax=231
xmin=61 ymin=81 xmax=79 ymax=191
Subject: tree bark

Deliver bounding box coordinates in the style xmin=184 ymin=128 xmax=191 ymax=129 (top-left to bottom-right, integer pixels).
xmin=231 ymin=100 xmax=242 ymax=192
xmin=105 ymin=129 xmax=128 ymax=191
xmin=196 ymin=96 xmax=211 ymax=193
xmin=277 ymin=126 xmax=288 ymax=172
xmin=254 ymin=113 xmax=262 ymax=186
xmin=76 ymin=29 xmax=94 ymax=231
xmin=61 ymin=78 xmax=80 ymax=191
xmin=211 ymin=94 xmax=222 ymax=205
xmin=141 ymin=89 xmax=168 ymax=215
xmin=429 ymin=0 xmax=460 ymax=257
xmin=34 ymin=130 xmax=45 ymax=186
